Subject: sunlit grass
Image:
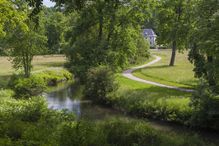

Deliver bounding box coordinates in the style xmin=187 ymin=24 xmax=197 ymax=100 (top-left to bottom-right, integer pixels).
xmin=0 ymin=55 xmax=66 ymax=88
xmin=133 ymin=49 xmax=198 ymax=89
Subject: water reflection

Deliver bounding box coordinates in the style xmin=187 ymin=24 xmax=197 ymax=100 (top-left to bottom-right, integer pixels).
xmin=44 ymin=84 xmax=219 ymax=145
xmin=46 ymin=85 xmax=82 ymax=117
xmin=45 ymin=84 xmax=121 ymax=120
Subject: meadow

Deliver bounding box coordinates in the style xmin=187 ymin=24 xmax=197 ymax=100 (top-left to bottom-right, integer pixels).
xmin=0 ymin=55 xmax=66 ymax=88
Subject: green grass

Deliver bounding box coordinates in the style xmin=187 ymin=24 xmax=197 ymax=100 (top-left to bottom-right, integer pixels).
xmin=112 ymin=75 xmax=193 ymax=124
xmin=133 ymin=49 xmax=198 ymax=89
xmin=0 ymin=55 xmax=66 ymax=88
xmin=112 ymin=51 xmax=196 ymax=123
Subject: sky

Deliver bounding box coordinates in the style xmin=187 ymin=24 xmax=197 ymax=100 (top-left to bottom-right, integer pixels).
xmin=43 ymin=0 xmax=56 ymax=7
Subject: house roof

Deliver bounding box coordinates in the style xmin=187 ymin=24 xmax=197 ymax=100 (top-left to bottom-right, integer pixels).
xmin=143 ymin=29 xmax=156 ymax=37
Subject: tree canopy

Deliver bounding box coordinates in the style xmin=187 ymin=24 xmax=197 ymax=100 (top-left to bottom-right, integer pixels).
xmin=0 ymin=0 xmax=28 ymax=38
xmin=63 ymin=0 xmax=151 ymax=80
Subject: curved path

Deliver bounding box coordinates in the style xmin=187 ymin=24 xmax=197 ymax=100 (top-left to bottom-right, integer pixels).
xmin=122 ymin=55 xmax=194 ymax=93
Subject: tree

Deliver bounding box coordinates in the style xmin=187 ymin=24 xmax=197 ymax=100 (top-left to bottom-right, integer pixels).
xmin=6 ymin=23 xmax=47 ymax=77
xmin=0 ymin=0 xmax=28 ymax=38
xmin=0 ymin=0 xmax=47 ymax=77
xmin=43 ymin=8 xmax=68 ymax=54
xmin=187 ymin=0 xmax=219 ymax=130
xmin=188 ymin=0 xmax=219 ymax=91
xmin=157 ymin=0 xmax=191 ymax=66
xmin=63 ymin=0 xmax=152 ymax=80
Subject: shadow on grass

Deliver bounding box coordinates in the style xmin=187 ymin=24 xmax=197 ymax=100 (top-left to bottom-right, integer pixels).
xmin=141 ymin=65 xmax=171 ymax=70
xmin=119 ymin=85 xmax=192 ymax=100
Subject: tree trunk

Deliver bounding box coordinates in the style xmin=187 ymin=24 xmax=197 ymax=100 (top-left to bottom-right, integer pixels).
xmin=169 ymin=40 xmax=177 ymax=66
xmin=207 ymin=56 xmax=216 ymax=87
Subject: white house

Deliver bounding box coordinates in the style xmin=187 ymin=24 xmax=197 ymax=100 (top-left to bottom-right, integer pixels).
xmin=143 ymin=29 xmax=157 ymax=48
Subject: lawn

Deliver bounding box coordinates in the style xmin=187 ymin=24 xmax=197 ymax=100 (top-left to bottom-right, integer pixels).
xmin=112 ymin=74 xmax=193 ymax=124
xmin=112 ymin=49 xmax=196 ymax=123
xmin=0 ymin=55 xmax=66 ymax=88
xmin=133 ymin=49 xmax=198 ymax=89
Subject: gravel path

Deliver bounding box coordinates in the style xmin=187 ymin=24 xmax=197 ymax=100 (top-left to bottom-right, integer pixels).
xmin=122 ymin=55 xmax=194 ymax=93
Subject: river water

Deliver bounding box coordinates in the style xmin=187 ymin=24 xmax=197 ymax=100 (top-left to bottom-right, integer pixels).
xmin=46 ymin=84 xmax=122 ymax=120
xmin=45 ymin=84 xmax=219 ymax=145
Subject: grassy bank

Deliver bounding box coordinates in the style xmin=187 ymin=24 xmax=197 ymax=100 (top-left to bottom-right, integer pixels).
xmin=112 ymin=75 xmax=192 ymax=124
xmin=133 ymin=49 xmax=198 ymax=89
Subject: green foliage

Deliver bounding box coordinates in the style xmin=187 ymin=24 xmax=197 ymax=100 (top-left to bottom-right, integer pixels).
xmin=111 ymin=90 xmax=191 ymax=124
xmin=0 ymin=96 xmax=47 ymax=122
xmin=0 ymin=0 xmax=28 ymax=38
xmin=0 ymin=96 xmax=75 ymax=145
xmin=9 ymin=75 xmax=46 ymax=98
xmin=59 ymin=118 xmax=212 ymax=146
xmin=0 ymin=89 xmax=14 ymax=99
xmin=187 ymin=0 xmax=219 ymax=130
xmin=6 ymin=26 xmax=47 ymax=77
xmin=0 ymin=90 xmax=214 ymax=146
xmin=157 ymin=0 xmax=190 ymax=46
xmin=129 ymin=35 xmax=150 ymax=64
xmin=188 ymin=0 xmax=219 ymax=92
xmin=112 ymin=76 xmax=194 ymax=125
xmin=9 ymin=69 xmax=72 ymax=98
xmin=35 ymin=69 xmax=73 ymax=86
xmin=84 ymin=66 xmax=118 ymax=105
xmin=43 ymin=8 xmax=69 ymax=54
xmin=190 ymin=80 xmax=219 ymax=130
xmin=59 ymin=121 xmax=106 ymax=146
xmin=65 ymin=0 xmax=151 ymax=79
xmin=156 ymin=0 xmax=192 ymax=65
xmin=0 ymin=0 xmax=47 ymax=77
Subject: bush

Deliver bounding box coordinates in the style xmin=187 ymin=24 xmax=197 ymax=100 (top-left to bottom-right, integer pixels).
xmin=129 ymin=35 xmax=150 ymax=65
xmin=0 ymin=96 xmax=75 ymax=145
xmin=9 ymin=69 xmax=73 ymax=98
xmin=35 ymin=69 xmax=73 ymax=86
xmin=0 ymin=89 xmax=14 ymax=99
xmin=0 ymin=96 xmax=47 ymax=122
xmin=84 ymin=66 xmax=118 ymax=105
xmin=9 ymin=75 xmax=46 ymax=98
xmin=190 ymin=81 xmax=219 ymax=130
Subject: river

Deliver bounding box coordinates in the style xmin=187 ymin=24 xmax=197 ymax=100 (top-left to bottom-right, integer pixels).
xmin=45 ymin=83 xmax=219 ymax=145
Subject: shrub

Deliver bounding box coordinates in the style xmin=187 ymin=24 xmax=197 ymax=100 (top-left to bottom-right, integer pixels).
xmin=9 ymin=69 xmax=73 ymax=98
xmin=0 ymin=96 xmax=75 ymax=145
xmin=0 ymin=96 xmax=47 ymax=122
xmin=59 ymin=121 xmax=106 ymax=146
xmin=35 ymin=69 xmax=73 ymax=86
xmin=190 ymin=81 xmax=219 ymax=130
xmin=0 ymin=89 xmax=14 ymax=99
xmin=9 ymin=75 xmax=46 ymax=98
xmin=129 ymin=35 xmax=150 ymax=64
xmin=84 ymin=66 xmax=118 ymax=105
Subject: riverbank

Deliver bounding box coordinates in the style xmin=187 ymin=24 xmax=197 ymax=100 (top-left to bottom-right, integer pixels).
xmin=45 ymin=83 xmax=219 ymax=145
